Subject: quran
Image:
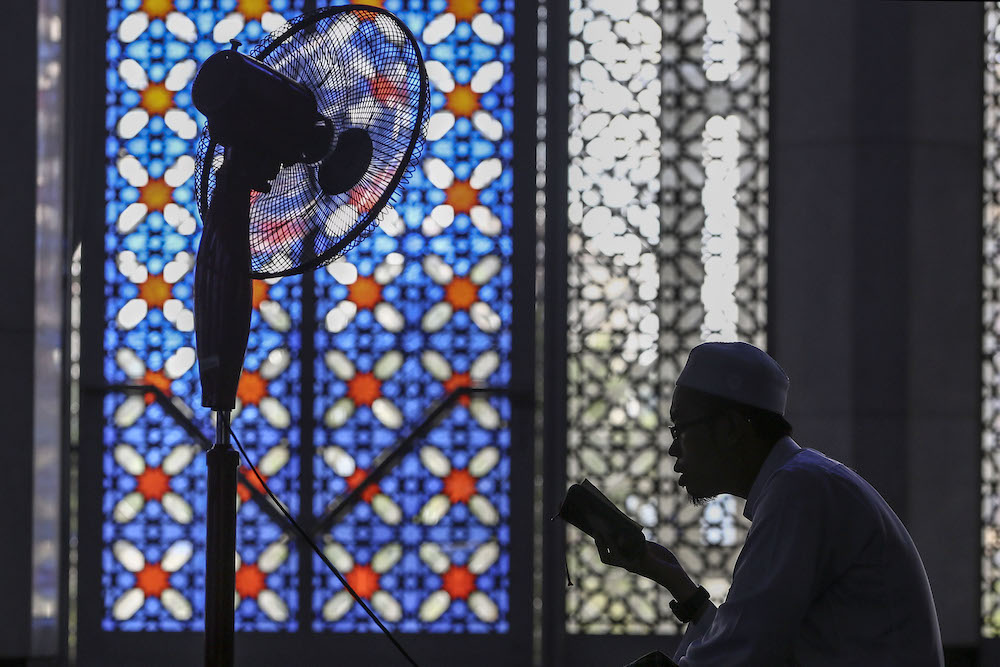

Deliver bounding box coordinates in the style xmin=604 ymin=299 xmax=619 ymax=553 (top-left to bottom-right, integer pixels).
xmin=556 ymin=479 xmax=646 ymax=560
xmin=623 ymin=650 xmax=679 ymax=667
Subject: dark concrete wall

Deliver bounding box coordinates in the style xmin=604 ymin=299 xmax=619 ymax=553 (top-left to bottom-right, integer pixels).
xmin=771 ymin=0 xmax=982 ymax=646
xmin=0 ymin=1 xmax=39 ymax=659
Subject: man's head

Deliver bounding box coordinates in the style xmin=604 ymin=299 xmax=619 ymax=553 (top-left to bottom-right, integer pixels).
xmin=668 ymin=342 xmax=791 ymax=504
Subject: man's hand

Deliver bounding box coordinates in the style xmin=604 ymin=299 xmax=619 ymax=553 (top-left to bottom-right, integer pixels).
xmin=595 ymin=538 xmax=699 ymax=602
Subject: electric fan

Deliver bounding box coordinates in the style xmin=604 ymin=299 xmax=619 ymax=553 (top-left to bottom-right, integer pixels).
xmin=189 ymin=6 xmax=429 ymax=666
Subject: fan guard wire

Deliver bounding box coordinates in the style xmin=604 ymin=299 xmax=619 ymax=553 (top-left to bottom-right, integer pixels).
xmin=195 ymin=5 xmax=430 ymax=278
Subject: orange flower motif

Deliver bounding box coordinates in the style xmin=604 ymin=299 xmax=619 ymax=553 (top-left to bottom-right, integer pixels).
xmin=444 ymin=179 xmax=479 ymax=215
xmin=141 ymin=0 xmax=174 ymax=21
xmin=442 ymin=468 xmax=477 ymax=504
xmin=140 ymin=368 xmax=173 ymax=403
xmin=442 ymin=371 xmax=473 ymax=407
xmin=252 ymin=280 xmax=270 ymax=309
xmin=135 ymin=466 xmax=171 ymax=502
xmin=138 ymin=273 xmax=173 ymax=309
xmin=236 ymin=0 xmax=270 ymax=21
xmin=233 ymin=541 xmax=292 ymax=622
xmin=416 ymin=443 xmax=501 ymax=526
xmin=347 ymin=275 xmax=383 ymax=310
xmin=347 ymin=372 xmax=382 ymax=407
xmin=235 ymin=562 xmax=268 ymax=599
xmin=420 ymin=255 xmax=501 ymax=334
xmin=112 ymin=442 xmax=198 ymax=525
xmin=236 ymin=466 xmax=268 ymax=503
xmin=441 ymin=564 xmax=476 ymax=600
xmin=135 ymin=562 xmax=171 ymax=597
xmin=237 ymin=369 xmax=269 ymax=406
xmin=321 ymin=541 xmax=403 ymax=623
xmin=140 ymin=81 xmax=174 ymax=116
xmin=445 ymin=84 xmax=481 ymax=118
xmin=345 ymin=563 xmax=381 ymax=599
xmin=235 ymin=442 xmax=291 ymax=508
xmin=447 ymin=0 xmax=481 ymax=22
xmin=111 ymin=539 xmax=194 ymax=621
xmin=444 ymin=277 xmax=479 ymax=311
xmin=345 ymin=468 xmax=381 ymax=503
xmin=139 ymin=178 xmax=174 ymax=212
xmin=417 ymin=541 xmax=499 ymax=623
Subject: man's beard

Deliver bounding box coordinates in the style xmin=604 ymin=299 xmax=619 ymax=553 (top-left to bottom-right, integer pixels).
xmin=688 ymin=494 xmax=716 ymax=506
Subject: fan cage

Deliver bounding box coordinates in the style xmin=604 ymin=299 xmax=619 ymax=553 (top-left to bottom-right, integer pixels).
xmin=195 ymin=5 xmax=430 ymax=278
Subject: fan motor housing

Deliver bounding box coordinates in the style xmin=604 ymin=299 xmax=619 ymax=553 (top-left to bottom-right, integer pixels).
xmin=193 ymin=49 xmax=332 ymax=167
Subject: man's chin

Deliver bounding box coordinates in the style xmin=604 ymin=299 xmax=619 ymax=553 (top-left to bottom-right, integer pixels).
xmin=688 ymin=493 xmax=717 ymax=506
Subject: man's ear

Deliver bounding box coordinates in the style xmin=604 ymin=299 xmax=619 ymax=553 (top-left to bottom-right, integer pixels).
xmin=720 ymin=409 xmax=752 ymax=440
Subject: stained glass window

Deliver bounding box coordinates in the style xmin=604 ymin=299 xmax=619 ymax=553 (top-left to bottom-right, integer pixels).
xmin=97 ymin=0 xmax=515 ymax=638
xmin=564 ymin=0 xmax=769 ymax=633
xmin=983 ymin=2 xmax=1000 ymax=639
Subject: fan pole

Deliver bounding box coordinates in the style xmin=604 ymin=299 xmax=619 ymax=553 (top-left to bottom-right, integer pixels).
xmin=194 ymin=153 xmax=254 ymax=667
xmin=205 ymin=409 xmax=238 ymax=667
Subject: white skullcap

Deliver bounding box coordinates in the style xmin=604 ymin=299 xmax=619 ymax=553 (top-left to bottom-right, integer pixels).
xmin=676 ymin=342 xmax=789 ymax=415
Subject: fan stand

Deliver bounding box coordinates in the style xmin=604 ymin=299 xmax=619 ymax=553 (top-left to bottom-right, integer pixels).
xmin=195 ymin=149 xmax=278 ymax=667
xmin=205 ymin=410 xmax=238 ymax=667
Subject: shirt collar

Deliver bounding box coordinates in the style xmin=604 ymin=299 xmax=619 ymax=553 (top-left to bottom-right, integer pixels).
xmin=743 ymin=436 xmax=802 ymax=521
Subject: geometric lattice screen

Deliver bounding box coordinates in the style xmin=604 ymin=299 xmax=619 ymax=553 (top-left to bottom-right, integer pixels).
xmin=984 ymin=1 xmax=1000 ymax=639
xmin=100 ymin=0 xmax=513 ymax=635
xmin=564 ymin=0 xmax=769 ymax=633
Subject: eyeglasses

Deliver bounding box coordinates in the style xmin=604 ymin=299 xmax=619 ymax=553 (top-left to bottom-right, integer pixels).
xmin=668 ymin=414 xmax=718 ymax=440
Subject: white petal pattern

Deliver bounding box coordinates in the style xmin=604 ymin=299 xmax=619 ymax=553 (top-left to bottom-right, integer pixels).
xmin=372 ymin=398 xmax=403 ymax=429
xmin=418 ymin=543 xmax=451 ymax=575
xmin=114 ymin=394 xmax=146 ymax=427
xmin=372 ymin=543 xmax=403 ymax=573
xmin=419 ymin=590 xmax=452 ymax=622
xmin=323 ymin=541 xmax=354 ymax=573
xmin=469 ymin=494 xmax=500 ymax=526
xmin=324 ymin=397 xmax=355 ymax=428
xmin=161 ymin=588 xmax=192 ymax=621
xmin=420 ymin=446 xmax=452 ymax=477
xmin=112 ymin=588 xmax=145 ymax=621
xmin=258 ymin=541 xmax=290 ymax=574
xmin=371 ymin=590 xmax=402 ymax=622
xmin=322 ymin=446 xmax=356 ymax=476
xmin=469 ymin=301 xmax=502 ymax=333
xmin=161 ymin=492 xmax=193 ymax=525
xmin=259 ymin=396 xmax=291 ymax=428
xmin=113 ymin=492 xmax=145 ymax=523
xmin=417 ymin=494 xmax=451 ymax=526
xmin=324 ymin=350 xmax=355 ymax=380
xmin=257 ymin=590 xmax=289 ymax=622
xmin=114 ymin=443 xmax=146 ymax=475
xmin=113 ymin=540 xmax=145 ymax=572
xmin=467 ymin=541 xmax=500 ymax=575
xmin=161 ymin=540 xmax=193 ymax=572
xmin=468 ymin=590 xmax=499 ymax=622
xmin=371 ymin=494 xmax=403 ymax=525
xmin=469 ymin=398 xmax=501 ymax=429
xmin=322 ymin=590 xmax=355 ymax=622
xmin=421 ymin=302 xmax=453 ymax=333
xmin=420 ymin=349 xmax=452 ymax=381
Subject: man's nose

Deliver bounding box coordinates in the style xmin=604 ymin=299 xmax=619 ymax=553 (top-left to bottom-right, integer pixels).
xmin=668 ymin=439 xmax=679 ymax=457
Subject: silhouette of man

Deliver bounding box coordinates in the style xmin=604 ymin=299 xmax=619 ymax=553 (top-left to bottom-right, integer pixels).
xmin=597 ymin=342 xmax=944 ymax=665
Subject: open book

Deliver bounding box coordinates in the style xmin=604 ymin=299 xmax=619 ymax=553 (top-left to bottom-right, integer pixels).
xmin=555 ymin=478 xmax=645 ymax=560
xmin=623 ymin=650 xmax=679 ymax=667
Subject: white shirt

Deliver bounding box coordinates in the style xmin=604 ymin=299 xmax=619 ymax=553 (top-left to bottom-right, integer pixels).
xmin=674 ymin=437 xmax=944 ymax=666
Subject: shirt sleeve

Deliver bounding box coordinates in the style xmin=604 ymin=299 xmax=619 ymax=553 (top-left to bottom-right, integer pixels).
xmin=673 ymin=470 xmax=835 ymax=666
